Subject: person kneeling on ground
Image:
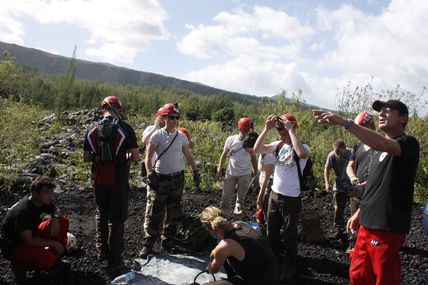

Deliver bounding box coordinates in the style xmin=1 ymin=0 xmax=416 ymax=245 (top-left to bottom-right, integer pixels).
xmin=200 ymin=206 xmax=279 ymax=285
xmin=1 ymin=176 xmax=70 ymax=281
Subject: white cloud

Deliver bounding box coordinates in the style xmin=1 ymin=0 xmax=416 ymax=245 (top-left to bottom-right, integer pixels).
xmin=178 ymin=6 xmax=313 ymax=60
xmin=0 ymin=0 xmax=168 ymax=63
xmin=316 ymin=0 xmax=428 ymax=108
xmin=180 ymin=1 xmax=428 ymax=112
xmin=0 ymin=9 xmax=25 ymax=45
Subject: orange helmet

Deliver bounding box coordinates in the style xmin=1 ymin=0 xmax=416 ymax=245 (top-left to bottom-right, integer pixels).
xmin=101 ymin=96 xmax=122 ymax=109
xmin=354 ymin=111 xmax=374 ymax=128
xmin=237 ymin=118 xmax=253 ymax=132
xmin=179 ymin=127 xmax=191 ymax=140
xmin=277 ymin=113 xmax=298 ymax=130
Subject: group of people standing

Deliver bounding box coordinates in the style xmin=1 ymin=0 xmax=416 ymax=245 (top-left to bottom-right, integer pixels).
xmin=0 ymin=96 xmax=421 ymax=285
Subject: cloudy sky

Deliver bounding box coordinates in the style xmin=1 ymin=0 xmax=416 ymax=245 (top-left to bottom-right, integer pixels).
xmin=1 ymin=0 xmax=427 ymax=111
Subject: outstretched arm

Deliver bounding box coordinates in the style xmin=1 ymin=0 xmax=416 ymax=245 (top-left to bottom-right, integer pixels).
xmin=313 ymin=110 xmax=402 ymax=156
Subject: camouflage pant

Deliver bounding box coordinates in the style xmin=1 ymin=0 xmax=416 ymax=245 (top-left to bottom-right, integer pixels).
xmin=143 ymin=171 xmax=184 ymax=247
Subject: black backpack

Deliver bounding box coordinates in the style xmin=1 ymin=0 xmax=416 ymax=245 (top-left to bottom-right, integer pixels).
xmin=97 ymin=119 xmax=119 ymax=163
xmin=276 ymin=142 xmax=315 ymax=192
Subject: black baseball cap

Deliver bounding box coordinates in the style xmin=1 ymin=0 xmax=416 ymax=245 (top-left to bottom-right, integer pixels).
xmin=372 ymin=100 xmax=409 ymax=115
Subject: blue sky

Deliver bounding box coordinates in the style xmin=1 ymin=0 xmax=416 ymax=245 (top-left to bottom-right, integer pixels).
xmin=1 ymin=0 xmax=427 ymax=112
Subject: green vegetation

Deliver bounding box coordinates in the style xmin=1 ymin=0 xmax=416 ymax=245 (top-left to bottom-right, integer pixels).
xmin=0 ymin=54 xmax=427 ymax=204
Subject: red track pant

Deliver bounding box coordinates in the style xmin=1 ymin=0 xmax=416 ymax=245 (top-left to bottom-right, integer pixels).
xmin=9 ymin=216 xmax=69 ymax=271
xmin=349 ymin=226 xmax=405 ymax=285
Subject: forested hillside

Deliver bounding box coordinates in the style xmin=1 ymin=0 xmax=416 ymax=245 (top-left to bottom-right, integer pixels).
xmin=0 ymin=53 xmax=427 ymax=204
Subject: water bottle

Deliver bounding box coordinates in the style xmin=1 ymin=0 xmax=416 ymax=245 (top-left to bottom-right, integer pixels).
xmin=111 ymin=271 xmax=136 ymax=285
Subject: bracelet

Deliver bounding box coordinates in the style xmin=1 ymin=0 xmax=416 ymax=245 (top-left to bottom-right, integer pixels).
xmin=344 ymin=119 xmax=354 ymax=130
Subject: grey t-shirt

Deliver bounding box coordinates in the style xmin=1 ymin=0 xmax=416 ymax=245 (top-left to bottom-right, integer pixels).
xmin=325 ymin=148 xmax=353 ymax=192
xmin=150 ymin=128 xmax=189 ymax=174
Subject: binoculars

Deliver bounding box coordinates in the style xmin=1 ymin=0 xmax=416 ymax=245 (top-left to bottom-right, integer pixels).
xmin=275 ymin=116 xmax=284 ymax=129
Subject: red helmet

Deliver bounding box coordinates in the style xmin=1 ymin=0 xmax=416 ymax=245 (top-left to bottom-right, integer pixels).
xmin=237 ymin=118 xmax=253 ymax=132
xmin=179 ymin=127 xmax=191 ymax=140
xmin=277 ymin=113 xmax=298 ymax=130
xmin=156 ymin=106 xmax=167 ymax=117
xmin=161 ymin=103 xmax=180 ymax=116
xmin=101 ymin=96 xmax=122 ymax=109
xmin=354 ymin=111 xmax=374 ymax=128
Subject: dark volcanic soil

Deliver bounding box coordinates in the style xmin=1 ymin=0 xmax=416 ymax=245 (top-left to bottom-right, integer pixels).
xmin=0 ymin=184 xmax=427 ymax=285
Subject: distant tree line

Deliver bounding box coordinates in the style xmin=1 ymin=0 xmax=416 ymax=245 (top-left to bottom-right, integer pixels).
xmin=0 ymin=53 xmax=427 ymax=203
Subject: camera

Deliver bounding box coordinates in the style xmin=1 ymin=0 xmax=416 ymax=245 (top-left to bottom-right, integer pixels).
xmin=275 ymin=116 xmax=284 ymax=129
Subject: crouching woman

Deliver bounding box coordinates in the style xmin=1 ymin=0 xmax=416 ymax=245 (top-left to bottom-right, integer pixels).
xmin=200 ymin=206 xmax=279 ymax=285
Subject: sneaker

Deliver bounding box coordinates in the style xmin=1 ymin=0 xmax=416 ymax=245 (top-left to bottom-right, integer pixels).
xmin=139 ymin=245 xmax=153 ymax=258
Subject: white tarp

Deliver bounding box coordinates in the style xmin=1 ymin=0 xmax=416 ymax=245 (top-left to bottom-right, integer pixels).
xmin=119 ymin=253 xmax=226 ymax=285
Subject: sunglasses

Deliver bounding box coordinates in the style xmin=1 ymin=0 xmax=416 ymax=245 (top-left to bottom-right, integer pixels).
xmin=167 ymin=115 xmax=180 ymax=120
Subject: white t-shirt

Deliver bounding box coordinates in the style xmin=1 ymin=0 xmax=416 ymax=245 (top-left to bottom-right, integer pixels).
xmin=150 ymin=128 xmax=189 ymax=174
xmin=258 ymin=153 xmax=277 ymax=186
xmin=270 ymin=141 xmax=310 ymax=197
xmin=224 ymin=134 xmax=251 ymax=176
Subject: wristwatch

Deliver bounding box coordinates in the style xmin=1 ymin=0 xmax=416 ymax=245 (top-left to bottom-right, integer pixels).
xmin=344 ymin=119 xmax=354 ymax=130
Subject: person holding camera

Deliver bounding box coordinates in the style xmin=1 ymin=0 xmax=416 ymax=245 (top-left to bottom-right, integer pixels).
xmin=140 ymin=103 xmax=200 ymax=257
xmin=254 ymin=113 xmax=309 ymax=282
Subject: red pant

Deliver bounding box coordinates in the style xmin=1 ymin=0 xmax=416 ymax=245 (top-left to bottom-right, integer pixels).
xmin=9 ymin=216 xmax=69 ymax=271
xmin=349 ymin=226 xmax=405 ymax=285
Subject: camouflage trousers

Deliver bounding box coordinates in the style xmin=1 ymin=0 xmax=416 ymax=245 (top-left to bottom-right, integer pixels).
xmin=143 ymin=171 xmax=184 ymax=247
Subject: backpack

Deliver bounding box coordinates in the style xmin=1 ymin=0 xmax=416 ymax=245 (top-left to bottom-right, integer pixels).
xmin=97 ymin=119 xmax=119 ymax=163
xmin=276 ymin=142 xmax=315 ymax=192
xmin=88 ymin=118 xmax=124 ymax=186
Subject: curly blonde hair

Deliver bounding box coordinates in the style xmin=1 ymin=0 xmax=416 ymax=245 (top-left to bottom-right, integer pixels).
xmin=200 ymin=206 xmax=230 ymax=233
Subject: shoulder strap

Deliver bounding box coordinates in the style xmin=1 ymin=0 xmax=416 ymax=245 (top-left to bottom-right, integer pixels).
xmin=153 ymin=131 xmax=179 ymax=167
xmin=293 ymin=150 xmax=304 ymax=190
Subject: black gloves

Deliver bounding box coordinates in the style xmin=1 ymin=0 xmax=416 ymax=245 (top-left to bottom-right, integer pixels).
xmin=193 ymin=170 xmax=201 ymax=187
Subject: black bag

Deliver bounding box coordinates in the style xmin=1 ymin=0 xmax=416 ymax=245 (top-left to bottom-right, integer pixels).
xmin=97 ymin=119 xmax=119 ymax=163
xmin=276 ymin=142 xmax=315 ymax=191
xmin=293 ymin=151 xmax=315 ymax=191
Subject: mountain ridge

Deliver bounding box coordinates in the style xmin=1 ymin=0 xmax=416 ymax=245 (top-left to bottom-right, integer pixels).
xmin=0 ymin=41 xmax=260 ymax=103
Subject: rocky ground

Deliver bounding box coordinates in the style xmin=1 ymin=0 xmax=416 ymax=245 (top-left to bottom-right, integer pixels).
xmin=0 ymin=110 xmax=427 ymax=284
xmin=0 ymin=183 xmax=427 ymax=285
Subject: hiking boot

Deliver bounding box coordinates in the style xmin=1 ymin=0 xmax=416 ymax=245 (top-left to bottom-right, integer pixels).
xmin=97 ymin=250 xmax=109 ymax=262
xmin=107 ymin=263 xmax=130 ymax=279
xmin=11 ymin=265 xmax=29 ymax=284
xmin=139 ymin=245 xmax=153 ymax=258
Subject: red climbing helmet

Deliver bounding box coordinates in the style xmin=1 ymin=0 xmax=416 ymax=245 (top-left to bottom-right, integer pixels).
xmin=237 ymin=118 xmax=253 ymax=132
xmin=159 ymin=103 xmax=180 ymax=116
xmin=156 ymin=106 xmax=167 ymax=116
xmin=101 ymin=96 xmax=122 ymax=109
xmin=276 ymin=113 xmax=299 ymax=130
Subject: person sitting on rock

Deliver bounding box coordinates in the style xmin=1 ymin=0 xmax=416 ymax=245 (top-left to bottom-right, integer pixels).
xmin=1 ymin=176 xmax=70 ymax=282
xmin=200 ymin=206 xmax=279 ymax=285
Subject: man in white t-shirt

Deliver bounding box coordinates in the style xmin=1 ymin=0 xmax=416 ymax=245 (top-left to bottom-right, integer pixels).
xmin=254 ymin=113 xmax=310 ymax=282
xmin=216 ymin=118 xmax=258 ymax=220
xmin=139 ymin=103 xmax=200 ymax=257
